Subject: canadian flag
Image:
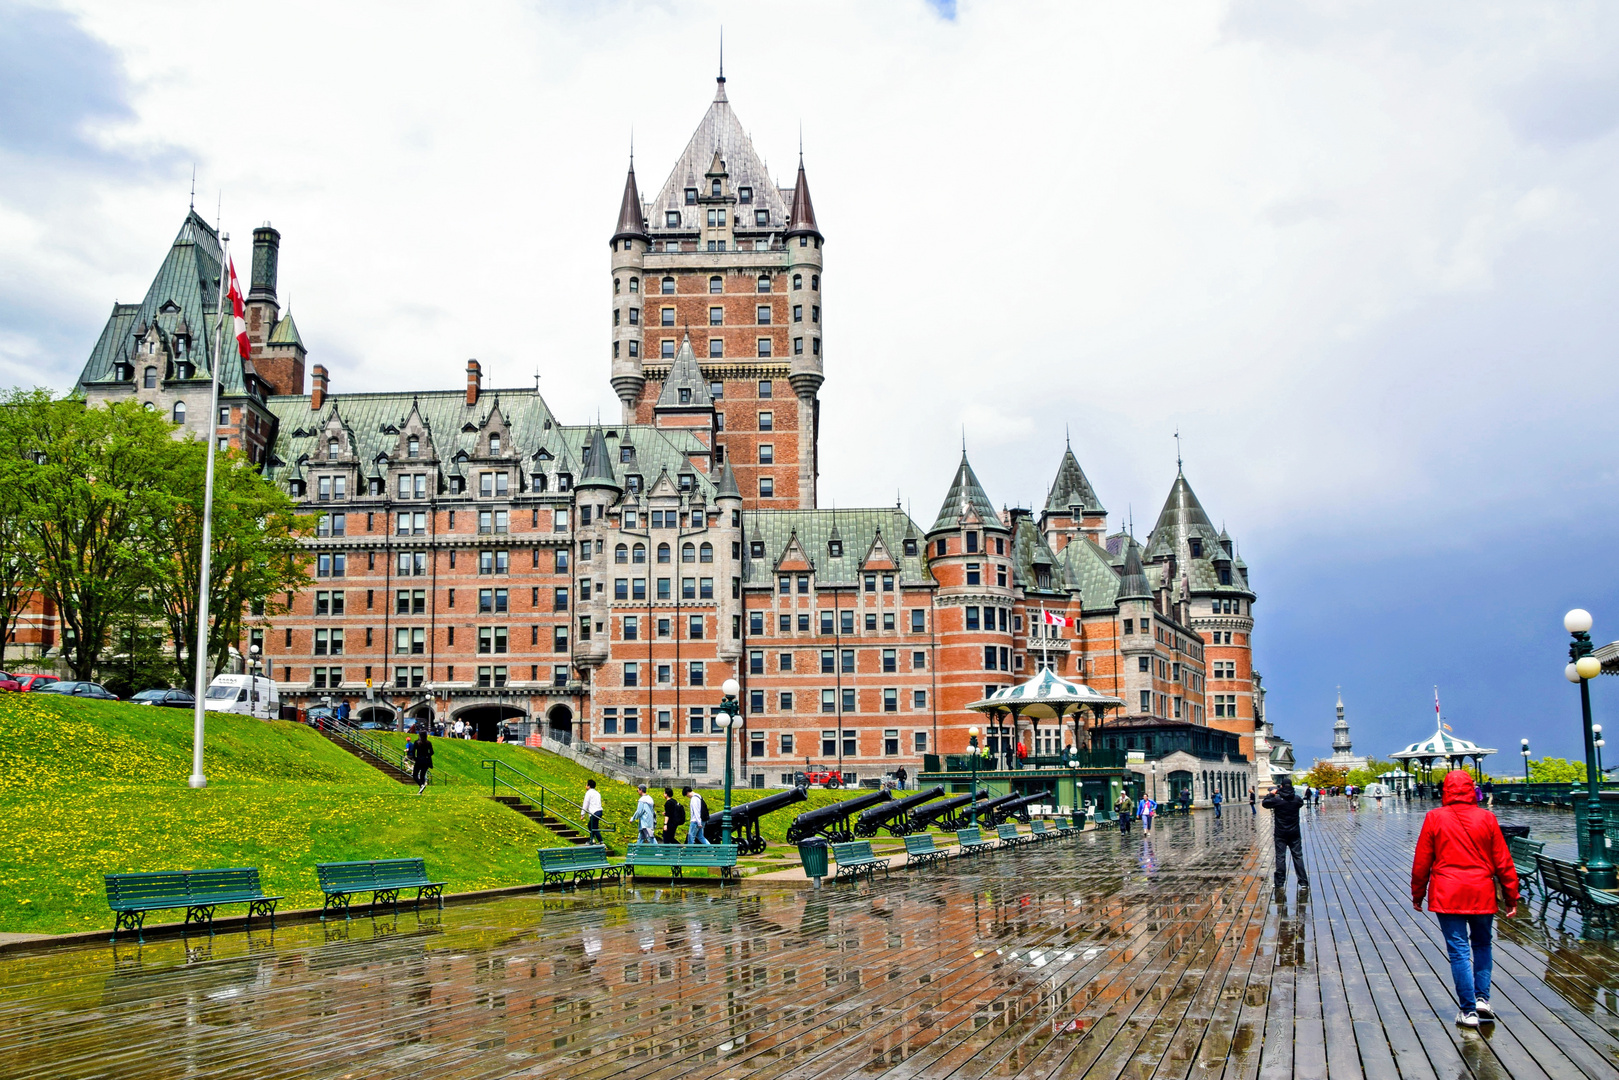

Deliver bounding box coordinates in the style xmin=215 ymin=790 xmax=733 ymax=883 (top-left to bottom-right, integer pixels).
xmin=1042 ymin=609 xmax=1071 ymax=627
xmin=227 ymin=258 xmax=250 ymax=360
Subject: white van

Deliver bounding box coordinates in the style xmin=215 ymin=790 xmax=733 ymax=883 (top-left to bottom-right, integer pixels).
xmin=203 ymin=674 xmax=280 ymax=719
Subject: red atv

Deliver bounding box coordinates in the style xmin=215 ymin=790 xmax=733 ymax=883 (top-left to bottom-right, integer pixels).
xmin=798 ymin=766 xmax=846 ymax=789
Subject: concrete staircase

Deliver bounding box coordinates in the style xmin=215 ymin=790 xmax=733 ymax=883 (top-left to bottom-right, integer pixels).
xmin=319 ymin=728 xmax=415 ymax=785
xmin=492 ymin=795 xmax=591 ymax=845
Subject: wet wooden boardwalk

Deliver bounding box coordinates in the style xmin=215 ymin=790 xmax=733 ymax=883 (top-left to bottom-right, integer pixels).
xmin=3 ymin=803 xmax=1617 ymax=1079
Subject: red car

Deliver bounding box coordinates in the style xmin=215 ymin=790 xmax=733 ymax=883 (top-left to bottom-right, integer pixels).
xmin=1 ymin=673 xmax=58 ymax=692
xmin=0 ymin=671 xmax=16 ymax=692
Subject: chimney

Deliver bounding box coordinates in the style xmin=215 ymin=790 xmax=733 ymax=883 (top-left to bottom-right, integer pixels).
xmin=250 ymin=223 xmax=281 ymax=303
xmin=466 ymin=359 xmax=481 ymax=406
xmin=311 ymin=364 xmax=328 ymax=410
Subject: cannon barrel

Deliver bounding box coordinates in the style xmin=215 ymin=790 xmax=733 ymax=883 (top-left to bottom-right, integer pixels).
xmin=926 ymin=790 xmax=995 ymax=831
xmin=786 ymin=789 xmax=892 ymax=843
xmin=704 ymin=785 xmax=808 ymax=844
xmin=854 ymin=786 xmax=945 ymax=837
xmin=990 ymin=791 xmax=1051 ymax=825
xmin=978 ymin=793 xmax=1022 ymax=816
xmin=908 ymin=793 xmax=975 ymax=831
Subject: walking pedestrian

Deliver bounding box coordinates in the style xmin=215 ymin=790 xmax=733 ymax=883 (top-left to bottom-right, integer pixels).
xmin=633 ymin=785 xmax=656 ymax=843
xmin=1412 ymin=770 xmax=1519 ymax=1028
xmin=1483 ymin=780 xmax=1495 ymax=807
xmin=1115 ymin=792 xmax=1133 ymax=834
xmin=1249 ymin=788 xmax=1257 ymax=815
xmin=1262 ymin=778 xmax=1309 ymax=891
xmin=661 ymin=786 xmax=685 ymax=844
xmin=1136 ymin=793 xmax=1157 ymax=834
xmin=895 ymin=766 xmax=908 ymax=792
xmin=684 ymin=786 xmax=710 ymax=844
xmin=583 ymin=779 xmax=604 ymax=844
xmin=1213 ymin=790 xmax=1223 ymax=818
xmin=409 ymin=731 xmax=433 ymax=794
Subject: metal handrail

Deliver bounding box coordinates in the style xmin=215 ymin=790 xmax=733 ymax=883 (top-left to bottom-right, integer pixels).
xmin=481 ymin=759 xmax=617 ymax=836
xmin=327 ymin=719 xmax=446 ymax=785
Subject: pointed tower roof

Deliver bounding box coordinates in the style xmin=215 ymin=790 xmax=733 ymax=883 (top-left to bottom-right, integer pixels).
xmin=714 ymin=460 xmax=741 ymax=501
xmin=611 ymin=159 xmax=649 ymax=243
xmin=928 ymin=454 xmax=1001 ymax=535
xmin=785 ymin=157 xmax=821 ymax=240
xmin=1044 ymin=445 xmax=1105 ymax=516
xmin=1118 ymin=537 xmax=1152 ymax=600
xmin=655 ymin=334 xmax=712 ymax=409
xmin=267 ymin=311 xmax=304 ymax=348
xmin=578 ymin=425 xmax=620 ymax=489
xmin=648 ymin=79 xmax=790 ymax=231
xmin=1144 ymin=471 xmax=1225 ymax=563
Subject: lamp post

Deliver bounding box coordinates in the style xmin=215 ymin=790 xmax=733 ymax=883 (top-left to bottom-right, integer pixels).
xmin=968 ymin=726 xmax=981 ymax=826
xmin=1565 ymin=609 xmax=1613 ymax=888
xmin=717 ymin=678 xmax=741 ymax=844
xmin=1598 ymin=725 xmax=1606 ymax=779
xmin=1521 ymin=738 xmax=1531 ymax=784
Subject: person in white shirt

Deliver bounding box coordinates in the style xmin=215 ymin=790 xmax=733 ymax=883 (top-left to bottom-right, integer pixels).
xmin=633 ymin=786 xmax=656 ymax=842
xmin=685 ymin=785 xmax=710 ymax=844
xmin=582 ymin=779 xmax=603 ymax=844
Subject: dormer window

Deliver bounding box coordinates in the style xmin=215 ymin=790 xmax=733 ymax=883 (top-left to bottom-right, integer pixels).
xmin=749 ymin=541 xmax=764 ymax=558
xmin=1036 ymin=566 xmax=1052 ymax=590
xmin=1190 ymin=538 xmax=1203 ymax=558
xmin=666 ymin=211 xmax=680 ymax=227
xmin=489 ymin=433 xmax=501 ymax=454
xmin=407 ymin=436 xmax=420 ymax=458
xmin=1218 ymin=567 xmax=1232 ymax=585
xmin=755 ymin=210 xmax=768 ymax=227
xmin=739 ymin=186 xmax=752 ymax=204
xmin=679 ymin=388 xmax=691 ymax=404
xmin=828 ymin=540 xmax=843 ymax=558
xmin=557 ymin=474 xmax=571 ymax=492
xmin=626 ymin=474 xmax=642 ymax=493
xmin=143 ymin=366 xmax=157 ymax=388
xmin=328 ymin=438 xmax=339 ymax=457
xmin=711 ymin=179 xmax=721 ymax=196
xmin=679 ymin=474 xmax=694 ymax=493
xmin=684 ymin=188 xmax=697 ymax=205
xmin=903 ymin=538 xmax=918 ymax=557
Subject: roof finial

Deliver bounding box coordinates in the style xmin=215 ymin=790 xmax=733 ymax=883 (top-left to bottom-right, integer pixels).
xmin=1174 ymin=428 xmax=1183 ymax=474
xmin=798 ymin=122 xmax=804 ymax=165
xmin=718 ymin=27 xmax=724 ymax=82
xmin=189 ymin=165 xmax=196 ymax=212
xmin=629 ymin=127 xmax=634 ymax=167
xmin=1128 ymin=504 xmax=1134 ymax=539
xmin=1065 ymin=423 xmax=1071 ymax=450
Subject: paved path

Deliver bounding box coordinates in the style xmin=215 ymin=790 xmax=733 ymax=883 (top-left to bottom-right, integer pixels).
xmin=2 ymin=803 xmax=1616 ymax=1079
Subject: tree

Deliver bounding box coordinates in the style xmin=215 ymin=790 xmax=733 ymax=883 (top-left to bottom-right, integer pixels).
xmin=0 ymin=389 xmax=44 ymax=663
xmin=1 ymin=392 xmax=175 ymax=679
xmin=1302 ymin=762 xmax=1348 ymax=789
xmin=1529 ymin=756 xmax=1588 ymax=784
xmin=142 ymin=440 xmax=310 ymax=690
xmin=1346 ymin=757 xmax=1398 ymax=790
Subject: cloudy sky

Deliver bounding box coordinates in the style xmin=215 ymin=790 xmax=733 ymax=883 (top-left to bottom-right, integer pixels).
xmin=4 ymin=0 xmax=1617 ymax=765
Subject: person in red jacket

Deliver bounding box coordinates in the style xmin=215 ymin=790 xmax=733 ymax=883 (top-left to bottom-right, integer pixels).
xmin=1411 ymin=770 xmax=1519 ymax=1029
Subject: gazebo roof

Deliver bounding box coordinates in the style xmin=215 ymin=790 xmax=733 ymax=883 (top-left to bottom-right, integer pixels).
xmin=966 ymin=669 xmax=1125 ymax=720
xmin=1391 ymin=727 xmax=1497 ymax=760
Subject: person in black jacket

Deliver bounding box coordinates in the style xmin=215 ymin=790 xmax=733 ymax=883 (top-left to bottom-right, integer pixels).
xmin=411 ymin=731 xmax=433 ymax=794
xmin=1262 ymin=779 xmax=1309 ymax=889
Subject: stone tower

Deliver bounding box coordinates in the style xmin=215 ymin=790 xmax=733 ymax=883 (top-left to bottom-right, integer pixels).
xmin=609 ymin=70 xmax=824 ymax=511
xmin=1332 ymin=690 xmax=1352 ymax=758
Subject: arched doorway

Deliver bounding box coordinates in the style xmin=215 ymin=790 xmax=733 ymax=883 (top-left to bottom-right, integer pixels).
xmin=357 ymin=705 xmax=397 ymax=728
xmin=1168 ymin=770 xmax=1194 ymax=805
xmin=546 ymin=704 xmax=573 ymax=744
xmin=455 ymin=703 xmax=527 ymax=742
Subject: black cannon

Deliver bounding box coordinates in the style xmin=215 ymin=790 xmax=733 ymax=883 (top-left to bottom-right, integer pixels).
xmin=972 ymin=793 xmax=1023 ymax=824
xmin=786 ymin=789 xmax=893 ymax=844
xmin=703 ymin=785 xmax=808 ymax=853
xmin=989 ymin=791 xmax=1053 ymax=826
xmin=908 ymin=792 xmax=979 ymax=832
xmin=853 ymin=786 xmax=946 ymax=838
xmin=929 ymin=791 xmax=997 ymax=831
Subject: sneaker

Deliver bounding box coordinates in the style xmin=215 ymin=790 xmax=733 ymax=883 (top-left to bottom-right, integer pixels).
xmin=1456 ymin=1011 xmax=1479 ymax=1029
xmin=1474 ymin=998 xmax=1494 ymax=1020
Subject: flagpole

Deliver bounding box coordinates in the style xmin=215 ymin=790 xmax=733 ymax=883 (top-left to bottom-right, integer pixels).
xmin=189 ymin=234 xmax=230 ymax=789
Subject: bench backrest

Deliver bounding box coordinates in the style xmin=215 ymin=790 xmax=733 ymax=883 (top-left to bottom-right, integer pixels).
xmin=627 ymin=843 xmax=739 ymax=864
xmin=997 ymin=823 xmax=1021 ymax=841
xmin=1030 ymin=821 xmax=1050 ymax=835
xmin=904 ymin=834 xmax=938 ymax=855
xmin=956 ymin=827 xmax=983 ymax=846
xmin=318 ymin=858 xmax=430 ymax=891
xmin=1538 ymin=854 xmax=1583 ymax=895
xmin=106 ymin=867 xmax=262 ymax=906
xmin=1507 ymin=836 xmax=1544 ymax=869
xmin=832 ymin=841 xmax=875 ymax=864
xmin=539 ymin=844 xmax=612 ymax=869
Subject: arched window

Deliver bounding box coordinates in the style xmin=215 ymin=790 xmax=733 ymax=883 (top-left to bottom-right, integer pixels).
xmin=682 ymin=542 xmax=696 ymax=563
xmin=172 ymin=401 xmax=186 ymax=424
xmin=661 ymin=276 xmax=675 ymax=294
xmin=490 ymin=434 xmax=501 ymax=454
xmin=328 ymin=438 xmax=339 ymax=456
xmin=657 ymin=543 xmax=670 ymax=564
xmin=699 ymin=542 xmax=713 ymax=563
xmin=614 ymin=278 xmax=621 ymax=295
xmin=629 ymin=277 xmax=639 ymax=293
xmin=757 ymin=275 xmax=770 ymax=293
xmin=708 ymin=275 xmax=722 ymax=294
xmin=792 ymin=273 xmax=802 ymax=290
xmin=632 ymin=543 xmax=646 ymax=564
xmin=407 ymin=436 xmax=420 ymax=457
xmin=614 ymin=544 xmax=628 ymax=564
xmin=143 ymin=366 xmax=157 ymax=388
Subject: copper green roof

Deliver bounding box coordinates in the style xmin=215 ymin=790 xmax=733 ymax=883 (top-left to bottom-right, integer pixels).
xmin=1055 ymin=537 xmax=1125 ymax=613
xmin=1044 ymin=445 xmax=1105 ymax=516
xmin=578 ymin=426 xmax=619 ymax=489
xmin=266 ymin=311 xmax=303 ymax=347
xmin=741 ymin=508 xmax=930 ymax=587
xmin=1117 ymin=538 xmax=1152 ymax=600
xmin=928 ymin=453 xmax=1001 ymax=535
xmin=1010 ymin=516 xmax=1072 ymax=597
xmin=1144 ymin=471 xmax=1253 ymax=598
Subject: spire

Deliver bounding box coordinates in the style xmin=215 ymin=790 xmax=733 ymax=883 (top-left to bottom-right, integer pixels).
xmin=612 ymin=157 xmax=648 ymax=244
xmin=928 ymin=453 xmax=999 ymax=535
xmin=1044 ymin=445 xmax=1105 ymax=516
xmin=785 ymin=156 xmax=821 ymax=240
xmin=655 ymin=334 xmax=713 ymax=409
xmin=714 ymin=31 xmax=728 ymax=103
xmin=578 ymin=425 xmax=620 ymax=489
xmin=1144 ymin=470 xmax=1224 ymax=566
xmin=715 ymin=460 xmax=742 ymax=501
xmin=1118 ymin=537 xmax=1152 ymax=600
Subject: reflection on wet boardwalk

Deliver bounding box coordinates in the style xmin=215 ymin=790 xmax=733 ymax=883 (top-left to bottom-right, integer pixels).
xmin=4 ymin=804 xmax=1618 ymax=1078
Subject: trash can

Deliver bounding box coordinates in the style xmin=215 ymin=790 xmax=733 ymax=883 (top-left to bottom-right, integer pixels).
xmin=1498 ymin=825 xmax=1530 ymax=841
xmin=798 ymin=838 xmax=829 ymax=888
xmin=1071 ymin=810 xmax=1088 ymax=830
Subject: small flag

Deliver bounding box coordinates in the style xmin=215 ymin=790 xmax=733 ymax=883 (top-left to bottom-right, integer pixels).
xmin=1042 ymin=609 xmax=1071 ymax=628
xmin=1442 ymin=723 xmax=1453 ymax=733
xmin=227 ymin=258 xmax=250 ymax=360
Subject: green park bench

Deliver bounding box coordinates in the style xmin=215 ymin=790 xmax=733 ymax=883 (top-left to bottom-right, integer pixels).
xmin=316 ymin=858 xmax=446 ymax=920
xmin=625 ymin=843 xmax=738 ymax=884
xmin=997 ymin=822 xmax=1033 ymax=849
xmin=955 ymin=826 xmax=993 ymax=858
xmin=1029 ymin=821 xmax=1061 ymax=843
xmin=105 ymin=867 xmax=281 ymax=943
xmin=538 ymin=845 xmax=623 ymax=889
xmin=831 ymin=841 xmax=890 ymax=882
xmin=1537 ymin=853 xmax=1619 ymax=935
xmin=903 ymin=833 xmax=951 ymax=869
xmin=1507 ymin=836 xmax=1544 ymax=901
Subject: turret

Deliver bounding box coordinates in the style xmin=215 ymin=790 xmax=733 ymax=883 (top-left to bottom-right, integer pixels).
xmin=610 ymin=158 xmax=649 ymax=426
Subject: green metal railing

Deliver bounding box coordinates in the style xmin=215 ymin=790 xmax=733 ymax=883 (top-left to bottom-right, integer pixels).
xmin=481 ymin=759 xmax=616 ymax=837
xmin=327 ymin=719 xmax=446 ymax=785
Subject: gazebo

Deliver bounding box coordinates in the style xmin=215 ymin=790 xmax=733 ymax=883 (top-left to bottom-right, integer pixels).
xmin=966 ymin=668 xmax=1125 ymax=765
xmin=1391 ymin=728 xmax=1497 ymax=793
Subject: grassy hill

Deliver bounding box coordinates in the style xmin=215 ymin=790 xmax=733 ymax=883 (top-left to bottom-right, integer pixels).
xmin=0 ymin=694 xmax=859 ymax=936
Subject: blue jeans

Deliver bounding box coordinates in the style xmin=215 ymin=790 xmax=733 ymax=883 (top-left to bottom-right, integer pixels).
xmin=687 ymin=821 xmax=710 ymax=844
xmin=1437 ymin=913 xmax=1493 ymax=1012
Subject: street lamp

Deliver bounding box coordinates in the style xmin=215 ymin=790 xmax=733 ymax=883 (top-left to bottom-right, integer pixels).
xmin=1564 ymin=608 xmax=1613 ymax=888
xmin=1521 ymin=738 xmax=1531 ymax=784
xmin=967 ymin=726 xmax=981 ymax=826
xmin=716 ymin=678 xmax=742 ymax=844
xmin=1598 ymin=725 xmax=1606 ymax=778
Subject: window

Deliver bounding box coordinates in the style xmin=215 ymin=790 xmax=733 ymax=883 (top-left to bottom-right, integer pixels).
xmin=1140 ymin=690 xmax=1153 ymax=712
xmin=882 ymin=649 xmax=896 ymax=673
xmin=688 ymin=747 xmax=708 ymax=775
xmin=708 ymin=306 xmax=724 ymax=327
xmin=840 ymin=610 xmax=854 ymax=634
xmin=821 ymin=694 xmax=836 ymax=717
xmin=759 ymin=477 xmax=774 ymax=498
xmin=913 ymin=692 xmax=928 ymax=712
xmin=812 ymin=305 xmax=820 ymax=323
xmin=623 ymin=617 xmax=638 ymax=641
xmin=793 ymin=273 xmax=803 ymax=290
xmin=477 ymin=627 xmax=508 ymax=654
xmin=965 ymin=563 xmax=981 ymax=586
xmin=688 ymin=662 xmax=705 ymax=686
xmin=840 ymin=649 xmax=855 ymax=674
xmin=756 ymin=338 xmax=772 ymax=358
xmin=1138 ymin=656 xmax=1151 ymax=672
xmin=316 ymin=552 xmax=347 ymax=578
xmin=143 ymin=367 xmax=156 ymax=388
xmin=406 ymin=436 xmax=420 ymax=457
xmin=884 ymin=726 xmax=899 ymax=751
xmin=842 ymin=688 xmax=856 ymax=713
xmin=623 ymin=662 xmax=639 ymax=687
xmin=965 ymin=606 xmax=980 ymax=631
xmin=698 ymin=542 xmax=713 ymax=563
xmin=865 ymin=613 xmax=877 ymax=631
xmin=172 ymin=401 xmax=186 ymax=424
xmin=709 ymin=275 xmax=723 ymax=294
xmin=984 ymin=646 xmax=997 ymax=671
xmin=812 ymin=274 xmax=819 ymax=289
xmin=708 ymin=338 xmax=723 ymax=358
xmin=553 ymin=586 xmax=568 ymax=610
xmin=759 ymin=412 xmax=773 ymax=431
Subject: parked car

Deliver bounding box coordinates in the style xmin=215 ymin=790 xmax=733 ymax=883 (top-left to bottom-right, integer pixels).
xmin=0 ymin=671 xmax=18 ymax=692
xmin=202 ymin=674 xmax=279 ymax=719
xmin=34 ymin=680 xmax=119 ymax=700
xmin=129 ymin=687 xmax=196 ymax=709
xmin=0 ymin=672 xmax=56 ymax=692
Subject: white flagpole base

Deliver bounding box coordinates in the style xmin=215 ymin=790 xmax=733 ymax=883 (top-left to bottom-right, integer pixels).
xmin=188 ymin=774 xmax=208 ymax=789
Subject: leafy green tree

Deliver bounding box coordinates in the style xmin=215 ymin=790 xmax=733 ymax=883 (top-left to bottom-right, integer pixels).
xmin=1529 ymin=756 xmax=1589 ymax=783
xmin=0 ymin=391 xmax=44 ymax=664
xmin=1302 ymin=762 xmax=1348 ymax=789
xmin=1346 ymin=757 xmax=1398 ymax=789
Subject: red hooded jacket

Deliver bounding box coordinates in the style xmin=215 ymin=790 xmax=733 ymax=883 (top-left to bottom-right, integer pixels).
xmin=1411 ymin=770 xmax=1519 ymax=914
